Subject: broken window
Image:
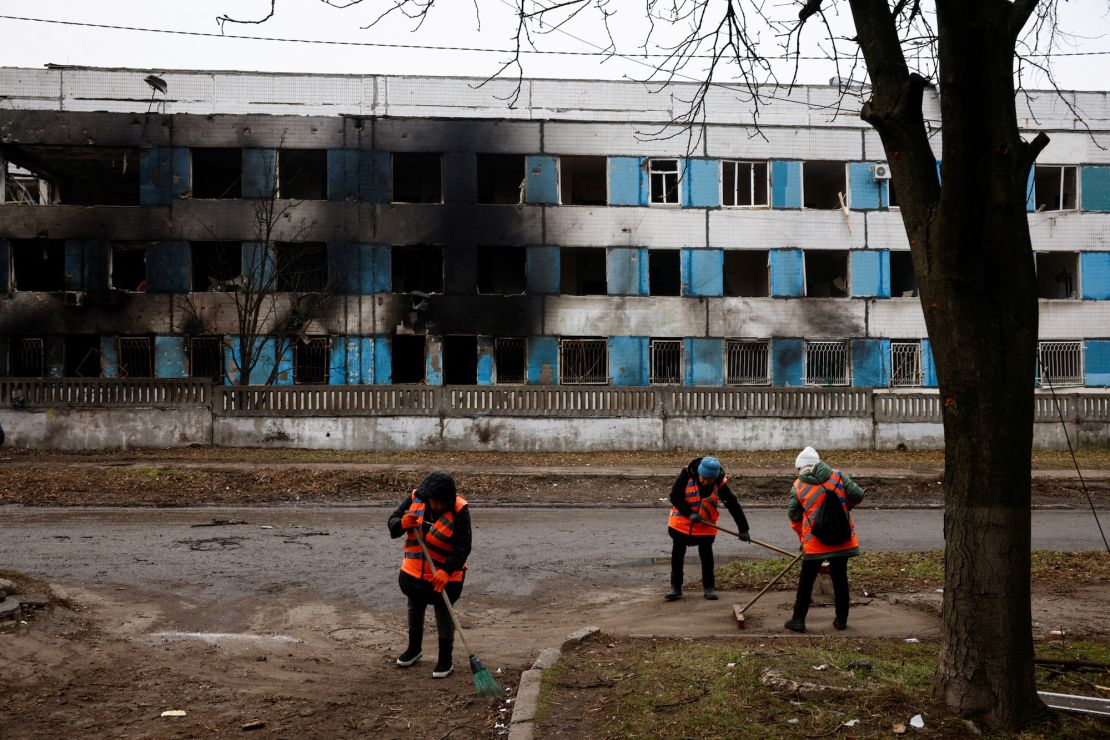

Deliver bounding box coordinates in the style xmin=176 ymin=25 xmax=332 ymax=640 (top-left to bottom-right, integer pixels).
xmin=392 ymin=153 xmax=443 ymax=204
xmin=391 ymin=335 xmax=426 ymax=384
xmin=890 ymin=341 xmax=923 ymax=387
xmin=560 ymin=247 xmax=607 ymax=296
xmin=1037 ymin=341 xmax=1083 ymax=387
xmin=392 ymin=245 xmax=444 ymax=294
xmin=476 ymin=154 xmax=525 ymax=205
xmin=476 ymin=246 xmax=526 ymax=295
xmin=294 ymin=336 xmax=329 ymax=384
xmin=803 ymin=161 xmax=848 ymax=209
xmin=12 ymin=240 xmax=65 ymax=291
xmin=111 ymin=242 xmax=148 ymax=292
xmin=559 ymin=338 xmax=608 ymax=384
xmin=649 ymin=250 xmax=681 ymax=296
xmin=560 ymin=156 xmax=607 ymax=205
xmin=2 ymin=161 xmax=56 ymax=204
xmin=64 ymin=335 xmax=101 ymax=378
xmin=805 ymin=341 xmax=850 ymax=386
xmin=649 ymin=159 xmax=680 ymax=205
xmin=10 ymin=338 xmax=45 ymax=377
xmin=192 ymin=241 xmax=242 ymax=292
xmin=189 ymin=336 xmax=224 ymax=382
xmin=443 ymin=335 xmax=478 ymax=385
xmin=117 ymin=337 xmax=154 ymax=378
xmin=275 ymin=242 xmax=328 ymax=293
xmin=804 ymin=250 xmax=849 ymax=297
xmin=1033 ymin=165 xmax=1078 ymax=211
xmin=650 ymin=339 xmax=682 ymax=385
xmin=722 ymin=161 xmax=769 ymax=207
xmin=278 ymin=149 xmax=328 ymax=200
xmin=726 ymin=339 xmax=770 ymax=385
xmin=890 ymin=251 xmax=918 ymax=297
xmin=723 ymin=250 xmax=769 ymax=297
xmin=493 ymin=337 xmax=526 ymax=384
xmin=1035 ymin=252 xmax=1078 ymax=299
xmin=191 ymin=148 xmax=241 ymax=199
xmin=887 ymin=177 xmax=898 ymax=208
xmin=2 ymin=145 xmax=137 ymax=205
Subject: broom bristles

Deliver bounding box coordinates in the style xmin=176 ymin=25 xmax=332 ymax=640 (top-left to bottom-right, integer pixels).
xmin=469 ymin=655 xmax=502 ymax=697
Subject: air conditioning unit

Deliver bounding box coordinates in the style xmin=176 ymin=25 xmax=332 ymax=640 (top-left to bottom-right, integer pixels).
xmin=872 ymin=164 xmax=892 ymax=180
xmin=64 ymin=290 xmax=86 ymax=307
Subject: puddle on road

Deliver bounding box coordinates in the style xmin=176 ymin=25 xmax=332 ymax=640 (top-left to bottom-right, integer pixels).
xmin=149 ymin=631 xmax=302 ymax=644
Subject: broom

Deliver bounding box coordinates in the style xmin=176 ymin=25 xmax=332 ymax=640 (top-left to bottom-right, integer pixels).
xmin=413 ymin=527 xmax=502 ymax=697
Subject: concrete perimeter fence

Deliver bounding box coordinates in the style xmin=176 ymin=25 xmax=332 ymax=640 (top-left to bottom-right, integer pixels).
xmin=1 ymin=379 xmax=1108 ymax=451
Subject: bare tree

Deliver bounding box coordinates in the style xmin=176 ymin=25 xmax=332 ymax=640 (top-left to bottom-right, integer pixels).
xmin=221 ymin=0 xmax=1104 ymax=729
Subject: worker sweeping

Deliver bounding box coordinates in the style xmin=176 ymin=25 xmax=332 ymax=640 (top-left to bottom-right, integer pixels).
xmin=784 ymin=446 xmax=865 ymax=633
xmin=388 ymin=471 xmax=471 ymax=678
xmin=665 ymin=456 xmax=750 ymax=601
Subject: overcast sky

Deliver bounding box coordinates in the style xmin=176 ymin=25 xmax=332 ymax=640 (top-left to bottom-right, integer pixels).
xmin=1 ymin=1 xmax=1107 ymax=90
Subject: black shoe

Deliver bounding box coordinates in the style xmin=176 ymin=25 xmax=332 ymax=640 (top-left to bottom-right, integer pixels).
xmin=703 ymin=588 xmax=719 ymax=600
xmin=784 ymin=619 xmax=806 ymax=633
xmin=396 ymin=647 xmax=422 ymax=667
xmin=432 ymin=659 xmax=454 ymax=678
xmin=833 ymin=618 xmax=847 ymax=630
xmin=665 ymin=586 xmax=683 ymax=601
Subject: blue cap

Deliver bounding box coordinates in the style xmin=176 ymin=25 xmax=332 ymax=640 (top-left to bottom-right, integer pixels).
xmin=697 ymin=457 xmax=721 ymax=479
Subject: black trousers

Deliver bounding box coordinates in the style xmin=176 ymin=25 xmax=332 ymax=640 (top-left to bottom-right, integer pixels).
xmin=670 ymin=538 xmax=715 ymax=590
xmin=399 ymin=571 xmax=463 ymax=649
xmin=792 ymin=556 xmax=850 ymax=623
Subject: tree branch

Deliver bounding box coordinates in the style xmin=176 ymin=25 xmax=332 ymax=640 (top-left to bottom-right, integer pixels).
xmin=1019 ymin=131 xmax=1051 ymax=174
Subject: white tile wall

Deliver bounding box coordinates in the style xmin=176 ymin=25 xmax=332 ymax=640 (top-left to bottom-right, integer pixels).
xmin=543 ymin=296 xmax=705 ymax=336
xmin=710 ymin=210 xmax=865 ymax=250
xmin=867 ymin=299 xmax=928 ymax=338
xmin=706 ymin=125 xmax=864 ymax=160
xmin=546 ymin=207 xmax=708 ymax=249
xmin=865 ymin=212 xmax=913 ymax=250
xmin=1039 ymin=301 xmax=1110 ymax=338
xmin=544 ymin=122 xmax=701 ymax=156
xmin=1029 ymin=213 xmax=1110 ymax=250
xmin=709 ymin=298 xmax=866 ymax=337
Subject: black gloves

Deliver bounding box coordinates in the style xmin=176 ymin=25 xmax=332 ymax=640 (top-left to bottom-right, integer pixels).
xmin=688 ymin=513 xmax=702 ymax=523
xmin=738 ymin=531 xmax=751 ymax=543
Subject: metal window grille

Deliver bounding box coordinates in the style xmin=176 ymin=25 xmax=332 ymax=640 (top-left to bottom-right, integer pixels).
xmin=11 ymin=338 xmax=44 ymax=377
xmin=726 ymin=340 xmax=770 ymax=385
xmin=559 ymin=338 xmax=608 ymax=384
xmin=650 ymin=339 xmax=682 ymax=385
xmin=1037 ymin=341 xmax=1083 ymax=387
xmin=805 ymin=341 xmax=850 ymax=386
xmin=294 ymin=337 xmax=329 ymax=384
xmin=721 ymin=161 xmax=768 ymax=207
xmin=493 ymin=337 xmax=526 ymax=384
xmin=118 ymin=337 xmax=153 ymax=378
xmin=649 ymin=159 xmax=680 ymax=204
xmin=189 ymin=336 xmax=224 ymax=381
xmin=890 ymin=342 xmax=923 ymax=387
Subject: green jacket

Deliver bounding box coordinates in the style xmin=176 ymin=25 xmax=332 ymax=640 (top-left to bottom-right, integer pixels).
xmin=787 ymin=461 xmax=865 ymax=560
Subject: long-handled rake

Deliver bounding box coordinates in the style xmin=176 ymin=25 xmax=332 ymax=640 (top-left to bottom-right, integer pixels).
xmin=413 ymin=528 xmax=502 ymax=697
xmin=732 ymin=552 xmax=803 ymax=629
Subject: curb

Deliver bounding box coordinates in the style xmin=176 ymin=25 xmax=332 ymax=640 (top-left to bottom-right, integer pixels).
xmin=507 ymin=626 xmax=600 ymax=740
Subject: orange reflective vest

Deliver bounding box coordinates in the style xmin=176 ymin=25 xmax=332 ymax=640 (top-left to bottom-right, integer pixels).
xmin=668 ymin=477 xmax=723 ymax=537
xmin=790 ymin=471 xmax=859 ymax=556
xmin=400 ymin=492 xmax=469 ymax=583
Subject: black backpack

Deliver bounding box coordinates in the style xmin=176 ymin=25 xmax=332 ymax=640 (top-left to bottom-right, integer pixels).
xmin=810 ymin=483 xmax=852 ymax=546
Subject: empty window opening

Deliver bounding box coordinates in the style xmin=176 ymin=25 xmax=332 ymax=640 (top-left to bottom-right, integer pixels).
xmin=11 ymin=338 xmax=45 ymax=377
xmin=649 ymin=250 xmax=681 ymax=296
xmin=560 ymin=247 xmax=607 ymax=295
xmin=805 ymin=341 xmax=850 ymax=386
xmin=890 ymin=341 xmax=923 ymax=387
xmin=12 ymin=240 xmax=65 ymax=291
xmin=1037 ymin=341 xmax=1083 ymax=387
xmin=650 ymin=339 xmax=682 ymax=385
xmin=890 ymin=251 xmax=918 ymax=297
xmin=443 ymin=335 xmax=478 ymax=385
xmin=391 ymin=335 xmax=426 ymax=384
xmin=803 ymin=161 xmax=847 ymax=209
xmin=1035 ymin=252 xmax=1078 ymax=299
xmin=560 ymin=156 xmax=607 ymax=205
xmin=189 ymin=336 xmax=224 ymax=382
xmin=111 ymin=242 xmax=147 ymax=292
xmin=560 ymin=338 xmax=608 ymax=384
xmin=191 ymin=148 xmax=242 ymax=199
xmin=726 ymin=340 xmax=770 ymax=385
xmin=477 ymin=246 xmax=526 ymax=295
xmin=724 ymin=250 xmax=769 ymax=297
xmin=392 ymin=153 xmax=442 ymax=204
xmin=192 ymin=241 xmax=242 ymax=291
xmin=649 ymin=159 xmax=680 ymax=204
xmin=493 ymin=337 xmax=526 ymax=384
xmin=477 ymin=154 xmax=525 ymax=204
xmin=1033 ymin=166 xmax=1078 ymax=211
xmin=117 ymin=337 xmax=154 ymax=378
xmin=392 ymin=245 xmax=444 ymax=294
xmin=887 ymin=177 xmax=898 ymax=208
xmin=722 ymin=161 xmax=769 ymax=207
xmin=278 ymin=150 xmax=328 ymax=200
xmin=3 ymin=145 xmax=137 ymax=205
xmin=64 ymin=335 xmax=101 ymax=378
xmin=294 ymin=336 xmax=329 ymax=384
xmin=804 ymin=250 xmax=849 ymax=297
xmin=3 ymin=161 xmax=56 ymax=204
xmin=275 ymin=242 xmax=328 ymax=293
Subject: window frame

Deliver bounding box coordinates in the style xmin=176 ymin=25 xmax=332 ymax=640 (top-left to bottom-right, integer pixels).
xmin=649 ymin=339 xmax=683 ymax=385
xmin=558 ymin=337 xmax=609 ymax=385
xmin=648 ymin=158 xmax=681 ymax=206
xmin=1037 ymin=340 xmax=1084 ymax=388
xmin=890 ymin=341 xmax=923 ymax=388
xmin=804 ymin=340 xmax=851 ymax=387
xmin=720 ymin=160 xmax=770 ymax=208
xmin=1033 ymin=164 xmax=1079 ymax=213
xmin=725 ymin=339 xmax=771 ymax=386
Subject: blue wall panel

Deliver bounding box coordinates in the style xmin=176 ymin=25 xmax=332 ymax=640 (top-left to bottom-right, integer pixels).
xmin=374 ymin=336 xmax=392 ymax=384
xmin=526 ymin=336 xmax=558 ymax=385
xmin=64 ymin=240 xmax=110 ymax=291
xmin=1026 ymin=167 xmax=1036 ymax=212
xmin=100 ymin=336 xmax=119 ymax=378
xmin=772 ymin=338 xmax=805 ymax=386
xmin=1081 ymin=166 xmax=1110 ymax=211
xmin=683 ymin=338 xmax=723 ymax=386
xmin=328 ymin=336 xmax=375 ymax=385
xmin=609 ymin=336 xmax=649 ymax=386
xmin=921 ymin=338 xmax=938 ymax=387
xmin=609 ymin=157 xmax=646 ymax=206
xmin=684 ymin=159 xmax=720 ymax=208
xmin=849 ymin=162 xmax=888 ymax=209
xmin=242 ymin=242 xmax=275 ymax=291
xmin=0 ymin=240 xmax=9 ymax=291
xmin=146 ymin=241 xmax=190 ymax=293
xmin=770 ymin=249 xmax=805 ymax=297
xmin=242 ymin=148 xmax=277 ymax=199
xmin=426 ymin=339 xmax=443 ymax=386
xmin=681 ymin=249 xmax=724 ymax=297
xmin=850 ymin=250 xmax=890 ymax=297
xmin=526 ymin=246 xmax=561 ymax=294
xmin=525 ymin=155 xmax=560 ymax=204
xmin=771 ymin=161 xmax=802 ymax=209
xmin=608 ymin=247 xmax=649 ymax=296
xmin=477 ymin=336 xmax=494 ymax=385
xmin=1081 ymin=252 xmax=1110 ymax=299
xmin=327 ymin=149 xmax=357 ymax=202
xmin=223 ymin=337 xmax=291 ymax=385
xmin=329 ymin=338 xmax=348 ymax=385
xmin=139 ymin=148 xmax=187 ymax=205
xmin=1085 ymin=340 xmax=1110 ymax=386
xmin=155 ymin=336 xmax=188 ymax=379
xmin=361 ymin=151 xmax=390 ymax=203
xmin=367 ymin=244 xmax=391 ymax=293
xmin=851 ymin=338 xmax=890 ymax=387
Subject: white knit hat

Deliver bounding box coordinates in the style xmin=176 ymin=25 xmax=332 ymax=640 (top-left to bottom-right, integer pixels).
xmin=794 ymin=446 xmax=820 ymax=469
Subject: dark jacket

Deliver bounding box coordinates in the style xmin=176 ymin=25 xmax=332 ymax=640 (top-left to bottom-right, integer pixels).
xmin=668 ymin=457 xmax=749 ymax=542
xmin=388 ymin=494 xmax=472 ymax=575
